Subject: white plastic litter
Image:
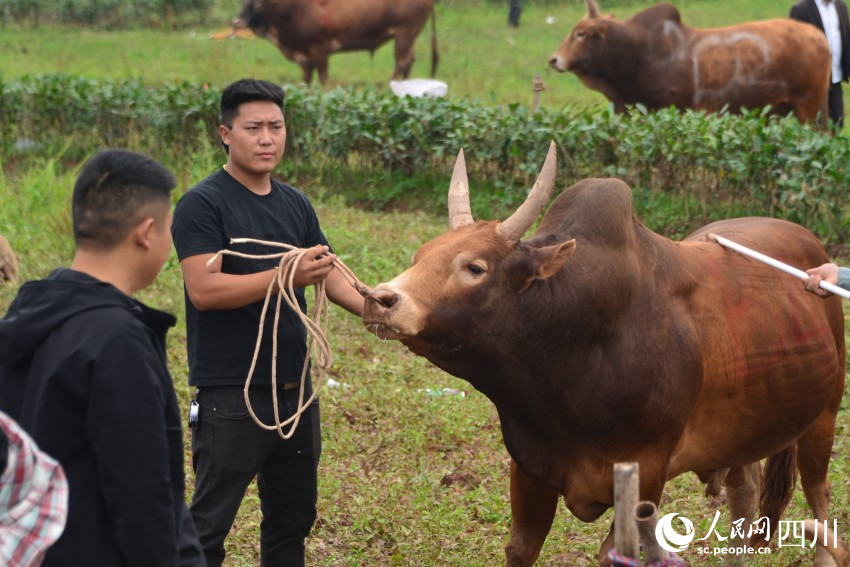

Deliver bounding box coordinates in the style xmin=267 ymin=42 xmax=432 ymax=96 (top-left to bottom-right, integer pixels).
xmin=417 ymin=388 xmax=466 ymax=398
xmin=389 ymin=79 xmax=448 ymax=98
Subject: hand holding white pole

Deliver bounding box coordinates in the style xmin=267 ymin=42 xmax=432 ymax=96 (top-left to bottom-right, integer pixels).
xmin=707 ymin=233 xmax=850 ymax=300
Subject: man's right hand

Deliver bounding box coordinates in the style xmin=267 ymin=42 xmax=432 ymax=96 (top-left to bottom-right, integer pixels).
xmin=290 ymin=245 xmax=336 ymax=288
xmin=804 ymin=262 xmax=840 ymax=298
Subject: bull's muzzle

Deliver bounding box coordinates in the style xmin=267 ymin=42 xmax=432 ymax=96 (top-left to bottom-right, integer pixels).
xmin=367 ymin=285 xmax=399 ymax=309
xmin=549 ymin=54 xmax=566 ymax=72
xmin=362 ymin=284 xmax=412 ymax=341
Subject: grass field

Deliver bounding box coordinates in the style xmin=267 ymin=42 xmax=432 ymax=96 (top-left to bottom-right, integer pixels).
xmin=2 ymin=154 xmax=849 ymax=566
xmin=2 ymin=1 xmax=850 ymax=565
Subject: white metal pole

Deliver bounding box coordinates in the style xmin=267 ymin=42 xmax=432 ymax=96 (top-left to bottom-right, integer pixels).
xmin=707 ymin=233 xmax=850 ymax=300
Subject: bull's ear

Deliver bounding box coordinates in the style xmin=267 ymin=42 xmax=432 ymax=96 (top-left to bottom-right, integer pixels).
xmin=517 ymin=239 xmax=577 ymax=293
xmin=534 ymin=239 xmax=576 ymax=279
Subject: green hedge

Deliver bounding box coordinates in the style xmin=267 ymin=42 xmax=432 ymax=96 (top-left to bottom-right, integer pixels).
xmin=1 ymin=0 xmax=214 ymax=28
xmin=2 ymin=74 xmax=848 ymax=243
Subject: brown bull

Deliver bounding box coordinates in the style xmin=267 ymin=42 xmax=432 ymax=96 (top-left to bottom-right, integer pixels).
xmin=548 ymin=0 xmax=831 ymax=123
xmin=235 ymin=0 xmax=438 ymax=85
xmin=362 ymin=143 xmax=846 ymax=565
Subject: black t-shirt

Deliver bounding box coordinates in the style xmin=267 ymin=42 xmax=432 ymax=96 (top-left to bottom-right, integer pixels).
xmin=171 ymin=169 xmax=329 ymax=387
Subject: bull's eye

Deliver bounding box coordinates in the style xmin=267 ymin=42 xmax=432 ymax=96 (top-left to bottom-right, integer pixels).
xmin=467 ymin=263 xmax=485 ymax=276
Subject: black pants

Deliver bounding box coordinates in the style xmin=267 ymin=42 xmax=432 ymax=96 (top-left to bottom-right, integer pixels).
xmin=508 ymin=0 xmax=521 ymax=27
xmin=189 ymin=386 xmax=321 ymax=567
xmin=828 ymin=81 xmax=844 ymax=131
xmin=177 ymin=503 xmax=206 ymax=567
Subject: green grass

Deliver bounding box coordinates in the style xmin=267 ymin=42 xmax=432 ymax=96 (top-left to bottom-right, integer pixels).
xmin=2 ymin=155 xmax=850 ymax=566
xmin=2 ymin=0 xmax=850 ymax=564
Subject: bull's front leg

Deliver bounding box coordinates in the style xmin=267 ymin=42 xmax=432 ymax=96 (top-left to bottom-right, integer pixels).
xmin=505 ymin=459 xmax=559 ymax=567
xmin=294 ymin=57 xmax=314 ymax=85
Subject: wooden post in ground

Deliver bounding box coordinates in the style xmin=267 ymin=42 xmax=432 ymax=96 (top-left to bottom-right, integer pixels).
xmin=613 ymin=462 xmax=640 ymax=560
xmin=634 ymin=500 xmax=670 ymax=564
xmin=532 ymin=75 xmax=544 ymax=113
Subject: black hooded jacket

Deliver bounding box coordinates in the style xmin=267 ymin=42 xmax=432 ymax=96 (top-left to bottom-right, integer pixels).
xmin=0 ymin=268 xmax=190 ymax=566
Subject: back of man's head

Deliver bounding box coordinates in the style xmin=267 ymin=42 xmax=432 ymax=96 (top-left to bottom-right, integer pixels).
xmin=220 ymin=78 xmax=286 ymax=127
xmin=73 ymin=149 xmax=176 ymax=251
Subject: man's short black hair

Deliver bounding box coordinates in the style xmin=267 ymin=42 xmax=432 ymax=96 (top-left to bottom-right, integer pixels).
xmin=73 ymin=149 xmax=176 ymax=250
xmin=220 ymin=79 xmax=286 ymax=127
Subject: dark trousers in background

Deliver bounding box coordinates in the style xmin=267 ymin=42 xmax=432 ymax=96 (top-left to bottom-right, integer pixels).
xmin=508 ymin=0 xmax=521 ymax=27
xmin=189 ymin=385 xmax=321 ymax=567
xmin=828 ymin=81 xmax=845 ymax=131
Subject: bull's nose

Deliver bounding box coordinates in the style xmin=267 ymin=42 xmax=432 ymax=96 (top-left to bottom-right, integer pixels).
xmin=369 ymin=286 xmax=399 ymax=309
xmin=548 ymin=56 xmax=559 ymax=69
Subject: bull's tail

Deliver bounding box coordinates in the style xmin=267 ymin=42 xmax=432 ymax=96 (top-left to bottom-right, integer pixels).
xmin=430 ymin=8 xmax=439 ymax=77
xmin=755 ymin=444 xmax=797 ymax=546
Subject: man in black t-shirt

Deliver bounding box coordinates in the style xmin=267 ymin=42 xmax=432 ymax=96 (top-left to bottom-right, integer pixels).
xmin=172 ymin=79 xmax=364 ymax=567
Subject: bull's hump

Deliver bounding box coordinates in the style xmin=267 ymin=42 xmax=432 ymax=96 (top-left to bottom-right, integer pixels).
xmin=538 ymin=179 xmax=636 ymax=245
xmin=631 ymin=3 xmax=681 ymax=28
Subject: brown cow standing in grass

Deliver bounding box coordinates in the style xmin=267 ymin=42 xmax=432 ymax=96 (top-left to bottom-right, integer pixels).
xmin=362 ymin=143 xmax=848 ymax=566
xmin=549 ymin=0 xmax=831 ymax=124
xmin=235 ymin=0 xmax=438 ymax=85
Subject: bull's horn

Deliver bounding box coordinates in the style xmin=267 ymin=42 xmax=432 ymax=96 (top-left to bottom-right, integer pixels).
xmin=586 ymin=0 xmax=600 ymax=18
xmin=448 ymin=148 xmax=474 ymax=230
xmin=497 ymin=141 xmax=558 ymax=245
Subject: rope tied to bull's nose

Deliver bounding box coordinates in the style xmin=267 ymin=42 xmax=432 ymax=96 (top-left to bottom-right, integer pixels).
xmin=207 ymin=237 xmax=372 ymax=439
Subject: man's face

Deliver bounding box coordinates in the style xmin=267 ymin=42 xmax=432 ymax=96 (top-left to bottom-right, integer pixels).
xmin=220 ymin=100 xmax=286 ymax=176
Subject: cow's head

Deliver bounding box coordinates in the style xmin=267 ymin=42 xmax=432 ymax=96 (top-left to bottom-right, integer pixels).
xmin=234 ymin=0 xmax=272 ymax=34
xmin=549 ymin=0 xmax=612 ymax=75
xmin=362 ymin=142 xmax=576 ymax=371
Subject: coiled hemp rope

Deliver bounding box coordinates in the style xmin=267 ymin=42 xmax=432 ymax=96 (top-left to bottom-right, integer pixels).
xmin=207 ymin=238 xmax=372 ymax=439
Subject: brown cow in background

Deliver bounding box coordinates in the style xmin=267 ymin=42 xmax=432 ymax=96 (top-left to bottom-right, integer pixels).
xmin=363 ymin=144 xmax=847 ymax=565
xmin=235 ymin=0 xmax=438 ymax=85
xmin=549 ymin=0 xmax=830 ymax=124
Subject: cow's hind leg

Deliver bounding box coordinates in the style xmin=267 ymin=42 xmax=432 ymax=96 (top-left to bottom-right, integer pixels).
xmin=505 ymin=459 xmax=558 ymax=567
xmin=393 ymin=31 xmax=421 ymax=79
xmin=798 ymin=405 xmax=842 ymax=567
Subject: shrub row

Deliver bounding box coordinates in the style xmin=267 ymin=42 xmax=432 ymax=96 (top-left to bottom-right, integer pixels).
xmin=1 ymin=0 xmax=214 ymax=28
xmin=2 ymin=73 xmax=848 ymax=243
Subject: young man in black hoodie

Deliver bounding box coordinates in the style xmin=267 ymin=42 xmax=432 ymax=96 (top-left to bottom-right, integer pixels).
xmin=0 ymin=149 xmax=205 ymax=567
